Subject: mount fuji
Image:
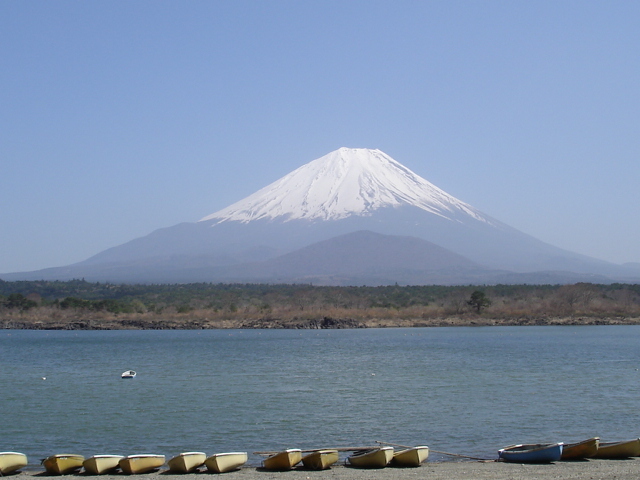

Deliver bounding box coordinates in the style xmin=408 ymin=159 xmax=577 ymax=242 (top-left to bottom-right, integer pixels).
xmin=3 ymin=148 xmax=636 ymax=285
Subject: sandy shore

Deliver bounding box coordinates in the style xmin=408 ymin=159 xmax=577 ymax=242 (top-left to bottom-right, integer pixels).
xmin=16 ymin=459 xmax=640 ymax=480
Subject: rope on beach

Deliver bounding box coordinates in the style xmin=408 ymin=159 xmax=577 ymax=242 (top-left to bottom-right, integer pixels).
xmin=376 ymin=441 xmax=496 ymax=462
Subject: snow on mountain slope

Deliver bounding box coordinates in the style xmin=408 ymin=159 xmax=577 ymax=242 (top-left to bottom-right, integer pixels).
xmin=200 ymin=147 xmax=492 ymax=224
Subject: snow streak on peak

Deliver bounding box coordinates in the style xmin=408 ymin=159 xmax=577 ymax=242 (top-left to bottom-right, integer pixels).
xmin=200 ymin=147 xmax=490 ymax=224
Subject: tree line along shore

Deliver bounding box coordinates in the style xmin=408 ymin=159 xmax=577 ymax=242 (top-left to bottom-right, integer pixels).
xmin=1 ymin=279 xmax=639 ymax=330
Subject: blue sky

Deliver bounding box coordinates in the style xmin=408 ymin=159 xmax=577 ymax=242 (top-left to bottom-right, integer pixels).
xmin=1 ymin=1 xmax=639 ymax=273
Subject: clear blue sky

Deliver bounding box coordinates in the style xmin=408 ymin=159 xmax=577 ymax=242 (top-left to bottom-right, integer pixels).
xmin=1 ymin=1 xmax=639 ymax=273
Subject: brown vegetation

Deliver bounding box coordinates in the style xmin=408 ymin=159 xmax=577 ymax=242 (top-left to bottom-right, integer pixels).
xmin=2 ymin=282 xmax=640 ymax=330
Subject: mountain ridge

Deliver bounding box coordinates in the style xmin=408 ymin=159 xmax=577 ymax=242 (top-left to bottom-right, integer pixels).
xmin=2 ymin=147 xmax=638 ymax=285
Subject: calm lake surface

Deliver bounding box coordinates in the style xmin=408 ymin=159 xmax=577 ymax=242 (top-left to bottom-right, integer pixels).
xmin=2 ymin=326 xmax=640 ymax=467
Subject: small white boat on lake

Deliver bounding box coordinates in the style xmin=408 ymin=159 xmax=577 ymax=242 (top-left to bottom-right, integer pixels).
xmin=121 ymin=370 xmax=136 ymax=379
xmin=204 ymin=452 xmax=248 ymax=473
xmin=118 ymin=454 xmax=165 ymax=474
xmin=0 ymin=452 xmax=28 ymax=475
xmin=262 ymin=449 xmax=302 ymax=470
xmin=83 ymin=455 xmax=124 ymax=475
xmin=167 ymin=452 xmax=206 ymax=473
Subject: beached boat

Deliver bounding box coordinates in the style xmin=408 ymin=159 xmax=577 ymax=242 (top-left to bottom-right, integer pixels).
xmin=593 ymin=438 xmax=640 ymax=459
xmin=301 ymin=450 xmax=339 ymax=470
xmin=167 ymin=452 xmax=206 ymax=473
xmin=121 ymin=370 xmax=136 ymax=379
xmin=262 ymin=449 xmax=302 ymax=470
xmin=390 ymin=446 xmax=429 ymax=467
xmin=561 ymin=437 xmax=599 ymax=460
xmin=347 ymin=447 xmax=394 ymax=468
xmin=118 ymin=454 xmax=165 ymax=474
xmin=42 ymin=454 xmax=85 ymax=475
xmin=0 ymin=452 xmax=28 ymax=475
xmin=83 ymin=455 xmax=124 ymax=475
xmin=498 ymin=443 xmax=563 ymax=463
xmin=204 ymin=452 xmax=248 ymax=473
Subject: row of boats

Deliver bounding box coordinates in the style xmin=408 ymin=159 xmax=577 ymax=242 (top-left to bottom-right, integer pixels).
xmin=2 ymin=437 xmax=638 ymax=475
xmin=499 ymin=437 xmax=640 ymax=463
xmin=0 ymin=446 xmax=429 ymax=475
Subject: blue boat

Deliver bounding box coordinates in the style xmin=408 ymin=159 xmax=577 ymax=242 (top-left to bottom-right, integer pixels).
xmin=498 ymin=443 xmax=564 ymax=463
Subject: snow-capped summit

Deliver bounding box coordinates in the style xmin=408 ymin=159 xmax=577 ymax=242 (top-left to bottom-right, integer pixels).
xmin=200 ymin=147 xmax=490 ymax=224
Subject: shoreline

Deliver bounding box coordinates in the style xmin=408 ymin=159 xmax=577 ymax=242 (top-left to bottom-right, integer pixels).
xmin=3 ymin=316 xmax=640 ymax=330
xmin=13 ymin=459 xmax=640 ymax=480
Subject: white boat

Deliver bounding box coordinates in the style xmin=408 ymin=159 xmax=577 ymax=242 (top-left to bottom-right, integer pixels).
xmin=118 ymin=454 xmax=165 ymax=474
xmin=42 ymin=454 xmax=85 ymax=475
xmin=121 ymin=370 xmax=136 ymax=379
xmin=83 ymin=455 xmax=124 ymax=475
xmin=0 ymin=452 xmax=28 ymax=475
xmin=301 ymin=450 xmax=339 ymax=470
xmin=204 ymin=452 xmax=248 ymax=473
xmin=262 ymin=449 xmax=302 ymax=470
xmin=167 ymin=452 xmax=206 ymax=473
xmin=390 ymin=446 xmax=429 ymax=467
xmin=347 ymin=447 xmax=393 ymax=468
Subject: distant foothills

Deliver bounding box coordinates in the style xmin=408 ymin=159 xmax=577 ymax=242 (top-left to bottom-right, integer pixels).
xmin=1 ymin=280 xmax=639 ymax=330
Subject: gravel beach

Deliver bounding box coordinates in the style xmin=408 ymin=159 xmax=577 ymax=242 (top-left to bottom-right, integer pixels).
xmin=15 ymin=459 xmax=640 ymax=480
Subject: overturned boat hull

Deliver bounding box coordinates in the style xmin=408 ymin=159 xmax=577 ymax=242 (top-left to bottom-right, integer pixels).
xmin=42 ymin=454 xmax=85 ymax=475
xmin=0 ymin=452 xmax=28 ymax=475
xmin=391 ymin=446 xmax=429 ymax=467
xmin=205 ymin=452 xmax=248 ymax=473
xmin=119 ymin=454 xmax=165 ymax=474
xmin=262 ymin=449 xmax=302 ymax=470
xmin=499 ymin=443 xmax=563 ymax=463
xmin=593 ymin=439 xmax=640 ymax=459
xmin=301 ymin=450 xmax=339 ymax=470
xmin=83 ymin=455 xmax=124 ymax=475
xmin=167 ymin=452 xmax=206 ymax=473
xmin=347 ymin=447 xmax=394 ymax=468
xmin=561 ymin=438 xmax=599 ymax=460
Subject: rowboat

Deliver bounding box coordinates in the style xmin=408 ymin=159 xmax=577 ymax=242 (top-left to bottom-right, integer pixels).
xmin=347 ymin=447 xmax=394 ymax=468
xmin=390 ymin=446 xmax=429 ymax=467
xmin=262 ymin=449 xmax=302 ymax=470
xmin=204 ymin=452 xmax=248 ymax=473
xmin=0 ymin=452 xmax=28 ymax=475
xmin=593 ymin=439 xmax=640 ymax=459
xmin=118 ymin=454 xmax=165 ymax=474
xmin=42 ymin=454 xmax=85 ymax=475
xmin=498 ymin=443 xmax=563 ymax=463
xmin=301 ymin=450 xmax=339 ymax=470
xmin=167 ymin=452 xmax=206 ymax=473
xmin=561 ymin=437 xmax=599 ymax=460
xmin=83 ymin=455 xmax=124 ymax=475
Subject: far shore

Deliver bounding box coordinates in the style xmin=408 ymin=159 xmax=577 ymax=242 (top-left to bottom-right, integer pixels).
xmin=14 ymin=459 xmax=640 ymax=480
xmin=2 ymin=315 xmax=640 ymax=330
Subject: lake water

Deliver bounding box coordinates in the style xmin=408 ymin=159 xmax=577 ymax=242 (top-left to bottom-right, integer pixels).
xmin=2 ymin=326 xmax=640 ymax=467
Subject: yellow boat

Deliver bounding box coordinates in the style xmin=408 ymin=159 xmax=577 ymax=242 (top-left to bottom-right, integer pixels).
xmin=0 ymin=452 xmax=28 ymax=475
xmin=593 ymin=439 xmax=640 ymax=459
xmin=42 ymin=454 xmax=85 ymax=475
xmin=204 ymin=452 xmax=248 ymax=473
xmin=262 ymin=449 xmax=302 ymax=470
xmin=83 ymin=455 xmax=124 ymax=474
xmin=390 ymin=446 xmax=429 ymax=467
xmin=561 ymin=438 xmax=599 ymax=460
xmin=118 ymin=454 xmax=165 ymax=474
xmin=347 ymin=447 xmax=394 ymax=468
xmin=167 ymin=452 xmax=206 ymax=473
xmin=301 ymin=450 xmax=339 ymax=470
